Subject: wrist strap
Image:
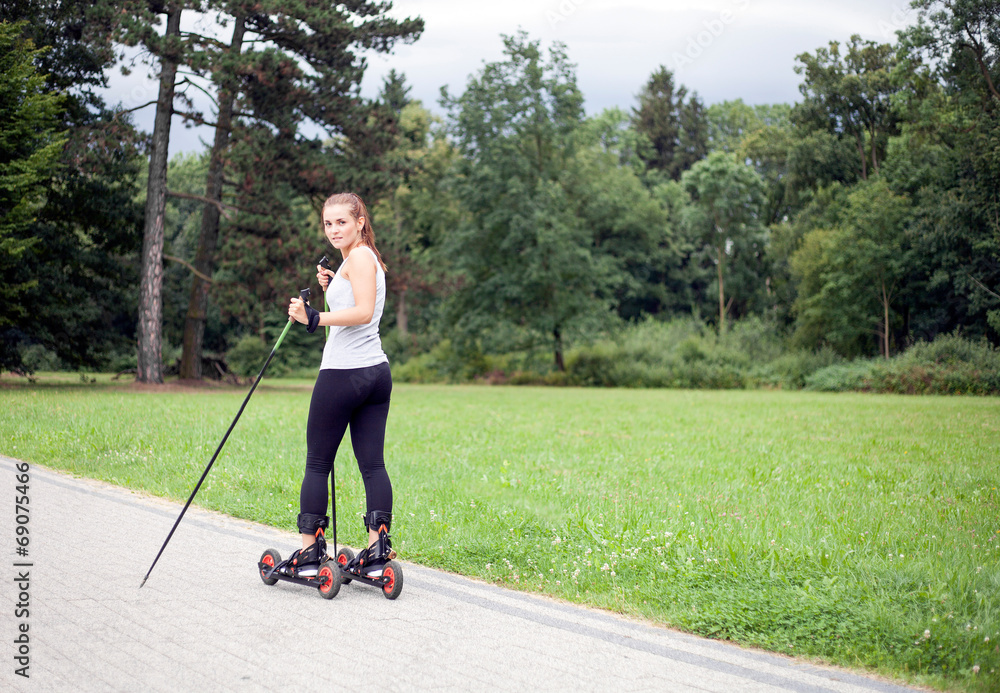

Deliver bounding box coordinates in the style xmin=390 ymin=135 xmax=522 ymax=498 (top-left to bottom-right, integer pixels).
xmin=305 ymin=304 xmax=320 ymax=333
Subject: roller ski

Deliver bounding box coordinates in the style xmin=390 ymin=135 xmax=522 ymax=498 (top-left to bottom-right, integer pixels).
xmin=331 ymin=511 xmax=403 ymax=600
xmin=258 ymin=514 xmax=342 ymax=599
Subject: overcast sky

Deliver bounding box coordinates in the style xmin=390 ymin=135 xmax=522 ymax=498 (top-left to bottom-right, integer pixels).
xmin=104 ymin=0 xmax=920 ymax=153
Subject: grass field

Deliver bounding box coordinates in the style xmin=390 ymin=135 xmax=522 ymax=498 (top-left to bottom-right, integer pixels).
xmin=2 ymin=373 xmax=998 ymax=691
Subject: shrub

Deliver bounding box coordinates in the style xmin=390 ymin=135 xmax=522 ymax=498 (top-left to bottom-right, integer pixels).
xmin=805 ymin=334 xmax=1000 ymax=395
xmin=752 ymin=348 xmax=842 ymax=389
xmin=226 ymin=334 xmax=275 ymax=377
xmin=804 ymin=362 xmax=875 ymax=392
xmin=20 ymin=344 xmax=65 ymax=372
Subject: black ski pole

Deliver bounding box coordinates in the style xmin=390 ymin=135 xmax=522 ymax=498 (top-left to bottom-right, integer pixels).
xmin=140 ymin=289 xmax=312 ymax=588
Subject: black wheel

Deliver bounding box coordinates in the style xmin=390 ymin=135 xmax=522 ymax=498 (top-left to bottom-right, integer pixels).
xmin=381 ymin=560 xmax=403 ymax=600
xmin=259 ymin=549 xmax=280 ymax=586
xmin=335 ymin=547 xmax=355 ymax=584
xmin=317 ymin=561 xmax=341 ymax=599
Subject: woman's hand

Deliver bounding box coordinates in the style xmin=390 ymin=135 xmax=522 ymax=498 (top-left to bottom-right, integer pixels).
xmin=317 ymin=264 xmax=335 ymax=291
xmin=288 ymin=296 xmax=308 ymax=324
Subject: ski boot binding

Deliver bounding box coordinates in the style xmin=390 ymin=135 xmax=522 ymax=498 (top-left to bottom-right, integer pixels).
xmin=333 ymin=510 xmax=403 ymax=599
xmin=258 ymin=513 xmax=341 ymax=599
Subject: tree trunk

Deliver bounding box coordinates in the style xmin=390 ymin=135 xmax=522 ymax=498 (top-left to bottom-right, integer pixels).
xmin=554 ymin=325 xmax=565 ymax=372
xmin=870 ymin=124 xmax=880 ymax=174
xmin=882 ymin=279 xmax=890 ymax=359
xmin=855 ymin=132 xmax=867 ymax=180
xmin=136 ymin=8 xmax=182 ymax=384
xmin=395 ymin=289 xmax=408 ymax=337
xmin=179 ymin=15 xmax=245 ymax=380
xmin=717 ymin=241 xmax=726 ymax=335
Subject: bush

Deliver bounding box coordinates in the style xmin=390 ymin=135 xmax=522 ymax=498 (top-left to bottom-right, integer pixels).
xmin=804 ymin=362 xmax=875 ymax=392
xmin=106 ymin=349 xmax=137 ymax=374
xmin=392 ymin=321 xmax=1000 ymax=394
xmin=805 ymin=334 xmax=1000 ymax=395
xmin=226 ymin=334 xmax=275 ymax=377
xmin=20 ymin=344 xmax=65 ymax=372
xmin=752 ymin=348 xmax=842 ymax=389
xmin=564 ymin=317 xmax=777 ymax=389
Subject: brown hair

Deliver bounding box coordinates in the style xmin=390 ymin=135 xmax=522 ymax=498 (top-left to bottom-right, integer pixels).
xmin=323 ymin=192 xmax=387 ymax=272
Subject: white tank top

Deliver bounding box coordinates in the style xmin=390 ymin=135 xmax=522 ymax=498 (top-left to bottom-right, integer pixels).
xmin=319 ymin=246 xmax=388 ymax=370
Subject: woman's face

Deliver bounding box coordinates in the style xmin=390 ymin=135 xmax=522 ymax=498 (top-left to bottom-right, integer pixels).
xmin=323 ymin=203 xmax=364 ymax=251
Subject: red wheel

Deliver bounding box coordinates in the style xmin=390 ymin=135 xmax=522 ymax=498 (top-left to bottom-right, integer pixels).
xmin=381 ymin=560 xmax=403 ymax=600
xmin=317 ymin=561 xmax=341 ymax=599
xmin=336 ymin=547 xmax=355 ymax=584
xmin=259 ymin=549 xmax=280 ymax=585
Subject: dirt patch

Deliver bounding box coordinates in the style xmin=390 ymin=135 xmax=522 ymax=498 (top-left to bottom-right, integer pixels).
xmin=126 ymin=378 xmax=245 ymax=394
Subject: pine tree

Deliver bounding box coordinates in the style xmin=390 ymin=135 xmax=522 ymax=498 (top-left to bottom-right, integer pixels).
xmin=177 ymin=1 xmax=423 ymax=378
xmin=0 ymin=4 xmax=146 ymax=373
xmin=0 ymin=21 xmax=66 ymax=366
xmin=632 ymin=66 xmax=708 ymax=180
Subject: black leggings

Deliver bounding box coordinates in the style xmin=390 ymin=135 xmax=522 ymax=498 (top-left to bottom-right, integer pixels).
xmin=299 ymin=362 xmax=393 ymax=519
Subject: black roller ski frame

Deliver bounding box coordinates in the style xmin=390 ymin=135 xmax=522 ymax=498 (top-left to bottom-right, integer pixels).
xmin=258 ymin=549 xmax=341 ymax=600
xmin=332 ymin=546 xmax=403 ymax=600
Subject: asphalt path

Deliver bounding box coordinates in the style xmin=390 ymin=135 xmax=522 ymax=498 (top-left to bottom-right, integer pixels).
xmin=0 ymin=456 xmax=924 ymax=692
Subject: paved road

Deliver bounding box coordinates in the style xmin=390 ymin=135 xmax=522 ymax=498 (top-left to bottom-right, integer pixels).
xmin=0 ymin=456 xmax=923 ymax=692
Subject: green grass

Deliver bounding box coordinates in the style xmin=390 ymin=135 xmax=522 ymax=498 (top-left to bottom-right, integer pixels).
xmin=2 ymin=373 xmax=998 ymax=691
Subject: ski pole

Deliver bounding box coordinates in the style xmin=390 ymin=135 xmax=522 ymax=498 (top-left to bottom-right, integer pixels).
xmin=319 ymin=255 xmax=332 ymax=341
xmin=140 ymin=289 xmax=312 ymax=588
xmin=318 ymin=256 xmax=335 ymax=553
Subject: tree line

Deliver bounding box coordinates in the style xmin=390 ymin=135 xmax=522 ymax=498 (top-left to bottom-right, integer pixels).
xmin=1 ymin=1 xmax=998 ymax=381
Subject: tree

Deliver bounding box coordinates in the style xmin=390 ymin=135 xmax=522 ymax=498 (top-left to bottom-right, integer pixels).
xmin=632 ymin=66 xmax=708 ymax=180
xmin=896 ymin=1 xmax=1000 ymax=342
xmin=177 ymin=2 xmax=423 ymax=379
xmin=442 ymin=32 xmax=612 ymax=371
xmin=906 ymin=0 xmax=1000 ymax=104
xmin=0 ymin=5 xmax=146 ymax=374
xmin=371 ymin=86 xmax=460 ymax=341
xmin=0 ymin=21 xmax=66 ymax=367
xmin=790 ymin=179 xmax=911 ymax=357
xmin=681 ymin=152 xmax=766 ymax=334
xmin=136 ymin=5 xmax=183 ymax=383
xmin=794 ymin=35 xmax=903 ymax=180
xmin=570 ymin=108 xmax=684 ymax=321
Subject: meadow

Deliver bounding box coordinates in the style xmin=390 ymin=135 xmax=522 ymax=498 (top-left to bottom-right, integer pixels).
xmin=1 ymin=374 xmax=998 ymax=691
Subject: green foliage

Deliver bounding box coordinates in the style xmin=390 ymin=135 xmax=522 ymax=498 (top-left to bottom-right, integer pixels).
xmin=791 ymin=178 xmax=912 ymax=357
xmin=706 ymin=99 xmax=791 ymax=154
xmin=0 ymin=21 xmax=66 ymax=343
xmin=570 ymin=108 xmax=684 ymax=320
xmin=564 ymin=316 xmax=787 ymax=389
xmin=632 ymin=66 xmax=708 ymax=180
xmin=681 ymin=151 xmax=768 ymax=332
xmin=0 ymin=9 xmax=145 ymax=374
xmin=807 ymin=333 xmax=1000 ymax=395
xmin=370 ymin=95 xmax=460 ymax=340
xmin=793 ymin=35 xmax=903 ymax=181
xmin=225 ymin=334 xmax=274 ymax=378
xmin=441 ymin=32 xmax=613 ymax=370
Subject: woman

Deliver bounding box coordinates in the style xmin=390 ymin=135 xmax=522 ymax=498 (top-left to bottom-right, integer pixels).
xmin=281 ymin=191 xmax=394 ymax=579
